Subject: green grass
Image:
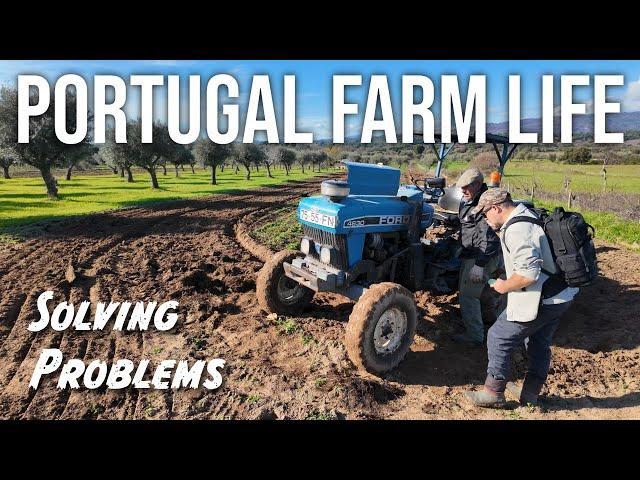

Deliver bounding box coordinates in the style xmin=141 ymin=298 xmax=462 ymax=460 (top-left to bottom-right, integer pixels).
xmin=490 ymin=161 xmax=640 ymax=250
xmin=502 ymin=161 xmax=640 ymax=194
xmin=252 ymin=207 xmax=303 ymax=251
xmin=535 ymin=200 xmax=640 ymax=250
xmin=0 ymin=166 xmax=336 ymax=232
xmin=275 ymin=317 xmax=299 ymax=335
xmin=408 ymin=159 xmax=640 ymax=194
xmin=407 ymin=159 xmax=640 ymax=250
xmin=305 ymin=409 xmax=336 ymax=420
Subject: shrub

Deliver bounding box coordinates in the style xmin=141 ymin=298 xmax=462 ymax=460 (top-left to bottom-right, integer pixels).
xmin=470 ymin=152 xmax=499 ymax=174
xmin=561 ymin=147 xmax=592 ymax=164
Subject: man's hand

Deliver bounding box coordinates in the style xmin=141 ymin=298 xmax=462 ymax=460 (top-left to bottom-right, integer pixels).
xmin=491 ymin=274 xmax=536 ymax=294
xmin=469 ymin=265 xmax=485 ymax=284
xmin=491 ymin=278 xmax=509 ymax=294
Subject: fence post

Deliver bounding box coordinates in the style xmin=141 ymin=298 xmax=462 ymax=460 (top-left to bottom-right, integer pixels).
xmin=567 ymin=189 xmax=572 ymax=209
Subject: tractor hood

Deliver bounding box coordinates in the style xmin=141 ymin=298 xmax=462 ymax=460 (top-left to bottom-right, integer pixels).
xmin=343 ymin=161 xmax=400 ymax=196
xmin=297 ymin=162 xmax=425 ymax=235
xmin=296 ymin=161 xmax=434 ymax=269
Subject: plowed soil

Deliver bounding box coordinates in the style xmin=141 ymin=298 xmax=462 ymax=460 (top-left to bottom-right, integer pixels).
xmin=0 ymin=177 xmax=638 ymax=419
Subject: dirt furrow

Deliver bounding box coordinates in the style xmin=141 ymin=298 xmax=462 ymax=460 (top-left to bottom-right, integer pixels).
xmin=0 ymin=293 xmax=27 ymax=346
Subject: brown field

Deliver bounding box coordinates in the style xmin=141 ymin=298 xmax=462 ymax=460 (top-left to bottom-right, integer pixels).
xmin=0 ymin=176 xmax=638 ymax=419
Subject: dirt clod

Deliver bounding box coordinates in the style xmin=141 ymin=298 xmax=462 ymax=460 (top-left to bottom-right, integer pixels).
xmin=181 ymin=270 xmax=225 ymax=294
xmin=65 ymin=261 xmax=76 ymax=284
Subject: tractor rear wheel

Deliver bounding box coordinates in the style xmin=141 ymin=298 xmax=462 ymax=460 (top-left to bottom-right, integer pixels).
xmin=345 ymin=282 xmax=417 ymax=375
xmin=256 ymin=250 xmax=315 ymax=315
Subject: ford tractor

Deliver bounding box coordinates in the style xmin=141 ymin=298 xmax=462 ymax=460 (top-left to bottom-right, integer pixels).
xmin=256 ymin=134 xmax=520 ymax=375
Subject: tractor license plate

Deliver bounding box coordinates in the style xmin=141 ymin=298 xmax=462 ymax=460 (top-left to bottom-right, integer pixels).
xmin=300 ymin=209 xmax=336 ymax=228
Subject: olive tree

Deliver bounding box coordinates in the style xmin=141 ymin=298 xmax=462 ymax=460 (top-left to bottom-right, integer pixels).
xmin=300 ymin=152 xmax=313 ymax=173
xmin=277 ymin=147 xmax=296 ymax=176
xmin=0 ymin=85 xmax=93 ymax=198
xmin=127 ymin=121 xmax=170 ymax=189
xmin=63 ymin=142 xmax=97 ymax=180
xmin=164 ymin=140 xmax=194 ymax=177
xmin=234 ymin=143 xmax=265 ymax=180
xmin=100 ymin=128 xmax=135 ymax=182
xmin=193 ymin=138 xmax=232 ymax=185
xmin=261 ymin=146 xmax=277 ymax=178
xmin=185 ymin=144 xmax=198 ymax=173
xmin=0 ymin=147 xmax=17 ymax=179
xmin=312 ymin=151 xmax=328 ymax=171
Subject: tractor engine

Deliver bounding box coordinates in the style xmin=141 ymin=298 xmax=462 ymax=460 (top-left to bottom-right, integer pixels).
xmin=284 ymin=161 xmax=435 ymax=300
xmin=363 ymin=232 xmax=401 ymax=263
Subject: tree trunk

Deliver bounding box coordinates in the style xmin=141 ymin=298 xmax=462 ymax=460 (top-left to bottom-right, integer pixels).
xmin=148 ymin=168 xmax=159 ymax=189
xmin=66 ymin=164 xmax=74 ymax=181
xmin=285 ymin=165 xmax=290 ymax=176
xmin=301 ymin=164 xmax=305 ymax=173
xmin=41 ymin=166 xmax=58 ymax=199
xmin=211 ymin=165 xmax=217 ymax=185
xmin=120 ymin=166 xmax=125 ymax=177
xmin=181 ymin=164 xmax=185 ymax=171
xmin=220 ymin=164 xmax=224 ymax=172
xmin=111 ymin=166 xmax=118 ymax=174
xmin=235 ymin=164 xmax=239 ymax=174
xmin=255 ymin=164 xmax=259 ymax=172
xmin=174 ymin=165 xmax=179 ymax=177
xmin=125 ymin=166 xmax=133 ymax=183
xmin=191 ymin=165 xmax=195 ymax=174
xmin=266 ymin=163 xmax=273 ymax=178
xmin=245 ymin=165 xmax=251 ymax=180
xmin=162 ymin=164 xmax=167 ymax=175
xmin=2 ymin=165 xmax=10 ymax=179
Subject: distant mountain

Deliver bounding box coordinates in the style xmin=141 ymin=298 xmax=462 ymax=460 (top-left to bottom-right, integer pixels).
xmin=487 ymin=111 xmax=640 ymax=136
xmin=315 ymin=111 xmax=640 ymax=143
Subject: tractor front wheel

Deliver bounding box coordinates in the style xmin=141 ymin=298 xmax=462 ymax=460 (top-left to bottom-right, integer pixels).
xmin=345 ymin=282 xmax=417 ymax=375
xmin=256 ymin=250 xmax=315 ymax=315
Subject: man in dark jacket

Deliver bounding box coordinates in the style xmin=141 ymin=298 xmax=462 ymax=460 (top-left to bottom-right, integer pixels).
xmin=455 ymin=168 xmax=502 ymax=346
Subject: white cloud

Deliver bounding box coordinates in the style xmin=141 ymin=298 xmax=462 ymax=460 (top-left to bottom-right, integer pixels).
xmin=298 ymin=116 xmax=331 ymax=139
xmin=622 ymin=77 xmax=640 ymax=112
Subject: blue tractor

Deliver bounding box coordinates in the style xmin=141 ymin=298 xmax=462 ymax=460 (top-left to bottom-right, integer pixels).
xmin=256 ymin=134 xmax=519 ymax=375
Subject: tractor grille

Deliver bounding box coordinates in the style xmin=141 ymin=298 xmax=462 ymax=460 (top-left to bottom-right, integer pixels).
xmin=302 ymin=225 xmax=348 ymax=270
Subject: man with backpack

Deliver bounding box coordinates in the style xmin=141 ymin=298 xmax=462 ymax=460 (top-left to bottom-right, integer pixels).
xmin=462 ymin=188 xmax=592 ymax=408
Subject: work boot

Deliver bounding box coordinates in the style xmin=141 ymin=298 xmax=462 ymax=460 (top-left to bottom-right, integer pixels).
xmin=452 ymin=333 xmax=483 ymax=346
xmin=463 ymin=375 xmax=507 ymax=408
xmin=506 ymin=374 xmax=546 ymax=406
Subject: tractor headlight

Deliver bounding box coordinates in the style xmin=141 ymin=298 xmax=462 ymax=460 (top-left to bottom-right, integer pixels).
xmin=301 ymin=237 xmax=313 ymax=255
xmin=320 ymin=246 xmax=333 ymax=264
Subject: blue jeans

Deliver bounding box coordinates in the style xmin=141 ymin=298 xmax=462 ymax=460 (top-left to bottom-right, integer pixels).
xmin=487 ymin=301 xmax=572 ymax=381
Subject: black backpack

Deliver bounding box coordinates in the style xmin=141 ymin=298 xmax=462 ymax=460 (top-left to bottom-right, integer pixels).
xmin=504 ymin=207 xmax=598 ymax=289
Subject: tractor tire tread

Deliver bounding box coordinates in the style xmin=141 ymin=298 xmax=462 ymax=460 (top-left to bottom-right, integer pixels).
xmin=345 ymin=282 xmax=417 ymax=375
xmin=256 ymin=250 xmax=314 ymax=315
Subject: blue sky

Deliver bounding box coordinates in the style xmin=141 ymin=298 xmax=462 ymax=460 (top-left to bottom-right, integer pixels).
xmin=1 ymin=60 xmax=639 ymax=140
